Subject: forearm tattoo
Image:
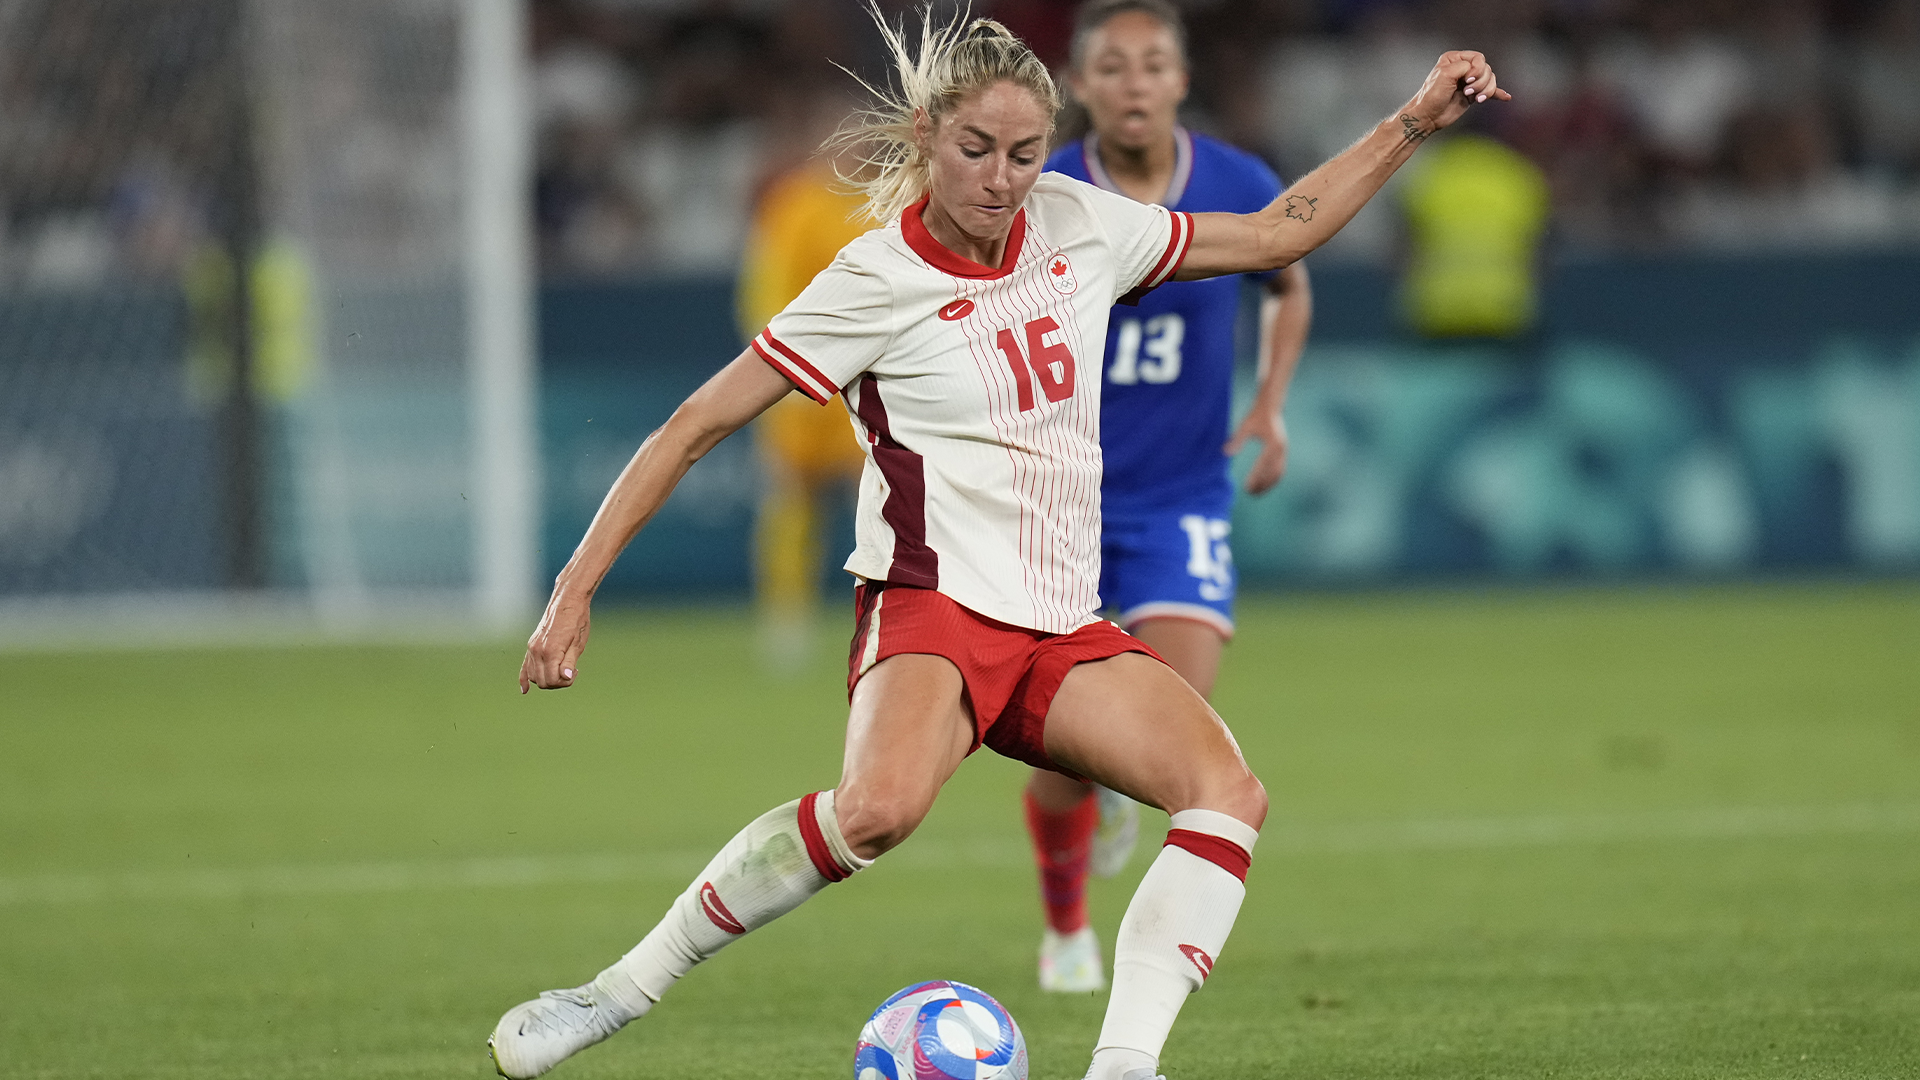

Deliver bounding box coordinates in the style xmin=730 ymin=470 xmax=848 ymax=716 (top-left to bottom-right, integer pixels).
xmin=1399 ymin=114 xmax=1432 ymax=143
xmin=1283 ymin=194 xmax=1318 ymax=222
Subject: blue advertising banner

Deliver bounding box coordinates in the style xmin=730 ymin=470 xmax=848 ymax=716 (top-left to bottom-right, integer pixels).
xmin=541 ymin=280 xmax=763 ymax=596
xmin=13 ymin=255 xmax=1905 ymax=600
xmin=1232 ymin=337 xmax=1920 ymax=581
xmin=539 ymin=253 xmax=1920 ymax=597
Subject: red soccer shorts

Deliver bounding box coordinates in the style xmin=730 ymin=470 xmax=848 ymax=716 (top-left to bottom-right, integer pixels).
xmin=845 ymin=582 xmax=1162 ymax=776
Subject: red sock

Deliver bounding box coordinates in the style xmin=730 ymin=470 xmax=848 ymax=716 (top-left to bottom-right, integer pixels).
xmin=1023 ymin=787 xmax=1098 ymax=933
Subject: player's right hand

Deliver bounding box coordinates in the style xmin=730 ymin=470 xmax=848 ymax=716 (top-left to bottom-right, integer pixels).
xmin=1400 ymin=51 xmax=1510 ymax=139
xmin=520 ymin=588 xmax=592 ymax=692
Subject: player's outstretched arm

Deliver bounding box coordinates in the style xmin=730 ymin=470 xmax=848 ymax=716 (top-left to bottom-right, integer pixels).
xmin=520 ymin=351 xmax=796 ymax=692
xmin=1176 ymin=51 xmax=1509 ymax=280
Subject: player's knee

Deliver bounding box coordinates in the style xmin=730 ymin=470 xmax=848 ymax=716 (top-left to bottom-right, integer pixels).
xmin=1197 ymin=767 xmax=1267 ymax=832
xmin=833 ymin=784 xmax=932 ymax=860
xmin=1231 ymin=772 xmax=1269 ymax=831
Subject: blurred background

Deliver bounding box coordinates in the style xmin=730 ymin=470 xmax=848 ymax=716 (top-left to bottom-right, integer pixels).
xmin=2 ymin=9 xmax=1915 ymax=1075
xmin=2 ymin=0 xmax=1918 ymax=642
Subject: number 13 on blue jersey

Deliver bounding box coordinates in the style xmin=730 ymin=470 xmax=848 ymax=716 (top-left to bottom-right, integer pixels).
xmin=1108 ymin=313 xmax=1185 ymax=385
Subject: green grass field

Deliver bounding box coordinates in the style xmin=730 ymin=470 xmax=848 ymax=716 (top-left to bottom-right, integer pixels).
xmin=3 ymin=582 xmax=1918 ymax=1080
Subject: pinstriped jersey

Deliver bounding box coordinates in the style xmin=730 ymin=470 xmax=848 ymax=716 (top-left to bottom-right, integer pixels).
xmin=751 ymin=172 xmax=1193 ymax=634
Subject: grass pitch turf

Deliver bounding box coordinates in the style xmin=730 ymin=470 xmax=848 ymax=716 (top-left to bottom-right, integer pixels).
xmin=2 ymin=582 xmax=1917 ymax=1079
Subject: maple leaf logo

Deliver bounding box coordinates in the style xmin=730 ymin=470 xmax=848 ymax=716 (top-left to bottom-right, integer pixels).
xmin=1046 ymin=253 xmax=1077 ymax=294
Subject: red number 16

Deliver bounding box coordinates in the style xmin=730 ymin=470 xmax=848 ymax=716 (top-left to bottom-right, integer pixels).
xmin=994 ymin=316 xmax=1076 ymax=412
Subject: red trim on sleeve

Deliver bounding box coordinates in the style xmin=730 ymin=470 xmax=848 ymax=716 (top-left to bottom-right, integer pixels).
xmin=761 ymin=332 xmax=837 ymax=391
xmin=1139 ymin=210 xmax=1188 ymax=288
xmin=1164 ymin=827 xmax=1251 ymax=882
xmin=1169 ymin=210 xmax=1195 ymax=275
xmin=752 ymin=331 xmax=835 ymax=404
xmin=1118 ymin=211 xmax=1195 ymax=306
xmin=797 ymin=791 xmax=851 ymax=882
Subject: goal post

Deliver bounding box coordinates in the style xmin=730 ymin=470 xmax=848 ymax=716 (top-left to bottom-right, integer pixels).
xmin=462 ymin=0 xmax=541 ymax=633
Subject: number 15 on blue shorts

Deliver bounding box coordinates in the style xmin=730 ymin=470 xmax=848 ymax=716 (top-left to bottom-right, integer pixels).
xmin=1098 ymin=507 xmax=1236 ymax=638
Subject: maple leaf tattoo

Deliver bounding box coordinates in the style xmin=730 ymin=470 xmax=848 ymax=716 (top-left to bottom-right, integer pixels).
xmin=1283 ymin=194 xmax=1318 ymax=222
xmin=1400 ymin=113 xmax=1432 ymax=143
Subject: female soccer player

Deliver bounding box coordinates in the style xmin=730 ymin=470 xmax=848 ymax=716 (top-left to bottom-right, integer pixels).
xmin=490 ymin=12 xmax=1504 ymax=1080
xmin=1022 ymin=0 xmax=1315 ymax=993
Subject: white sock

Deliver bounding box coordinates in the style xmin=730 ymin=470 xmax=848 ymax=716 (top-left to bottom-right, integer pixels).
xmin=590 ymin=790 xmax=869 ymax=1016
xmin=1088 ymin=808 xmax=1258 ymax=1080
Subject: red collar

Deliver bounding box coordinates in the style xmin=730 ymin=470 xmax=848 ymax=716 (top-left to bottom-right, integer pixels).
xmin=902 ymin=197 xmax=1026 ymax=279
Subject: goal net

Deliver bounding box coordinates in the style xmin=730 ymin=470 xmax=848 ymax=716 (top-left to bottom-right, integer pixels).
xmin=0 ymin=0 xmax=537 ymax=643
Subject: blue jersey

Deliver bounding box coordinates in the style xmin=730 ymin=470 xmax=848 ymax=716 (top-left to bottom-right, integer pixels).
xmin=1045 ymin=128 xmax=1284 ymax=514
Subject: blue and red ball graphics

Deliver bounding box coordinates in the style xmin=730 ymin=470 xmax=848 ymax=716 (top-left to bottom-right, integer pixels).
xmin=855 ymin=981 xmax=1028 ymax=1080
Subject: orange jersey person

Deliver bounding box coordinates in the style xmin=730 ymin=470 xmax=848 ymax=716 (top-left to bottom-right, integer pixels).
xmin=736 ymin=160 xmax=871 ymax=666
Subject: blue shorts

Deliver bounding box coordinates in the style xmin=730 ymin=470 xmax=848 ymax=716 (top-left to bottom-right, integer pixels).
xmin=1099 ymin=503 xmax=1236 ymax=638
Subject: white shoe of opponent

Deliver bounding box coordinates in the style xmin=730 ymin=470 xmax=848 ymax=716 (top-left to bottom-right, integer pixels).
xmin=1089 ymin=785 xmax=1140 ymax=879
xmin=488 ymin=984 xmax=635 ymax=1078
xmin=1039 ymin=925 xmax=1106 ymax=992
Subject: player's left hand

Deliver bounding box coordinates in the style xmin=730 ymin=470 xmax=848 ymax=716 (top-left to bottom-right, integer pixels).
xmin=1401 ymin=51 xmax=1511 ymax=138
xmin=1226 ymin=410 xmax=1289 ymax=495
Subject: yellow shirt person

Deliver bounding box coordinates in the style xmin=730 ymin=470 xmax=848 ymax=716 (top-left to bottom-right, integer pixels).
xmin=736 ymin=161 xmax=872 ymax=667
xmin=1399 ymin=133 xmax=1549 ymax=340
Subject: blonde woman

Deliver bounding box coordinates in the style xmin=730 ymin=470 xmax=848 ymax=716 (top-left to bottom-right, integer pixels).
xmin=489 ymin=9 xmax=1505 ymax=1079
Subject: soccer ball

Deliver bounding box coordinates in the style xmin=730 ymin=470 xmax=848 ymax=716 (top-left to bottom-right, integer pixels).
xmin=854 ymin=981 xmax=1028 ymax=1080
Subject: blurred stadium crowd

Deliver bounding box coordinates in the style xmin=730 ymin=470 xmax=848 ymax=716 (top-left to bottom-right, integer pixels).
xmin=528 ymin=0 xmax=1920 ymax=273
xmin=2 ymin=0 xmax=1919 ymax=286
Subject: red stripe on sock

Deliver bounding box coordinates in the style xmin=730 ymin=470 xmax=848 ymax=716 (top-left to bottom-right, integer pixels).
xmin=1023 ymin=789 xmax=1098 ymax=933
xmin=1164 ymin=828 xmax=1251 ymax=882
xmin=797 ymin=791 xmax=850 ymax=882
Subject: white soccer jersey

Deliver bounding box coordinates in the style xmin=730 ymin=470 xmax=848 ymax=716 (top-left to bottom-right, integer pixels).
xmin=752 ymin=172 xmax=1194 ymax=635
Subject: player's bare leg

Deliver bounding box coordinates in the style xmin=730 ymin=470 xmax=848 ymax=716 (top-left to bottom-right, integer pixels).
xmin=1092 ymin=617 xmax=1227 ymax=874
xmin=1022 ymin=616 xmax=1228 ymax=991
xmin=1092 ymin=616 xmax=1228 ymax=872
xmin=1042 ymin=653 xmax=1266 ymax=1080
xmin=833 ymin=653 xmax=977 ymax=859
xmin=1128 ymin=616 xmax=1224 ymax=699
xmin=489 ymin=655 xmax=971 ymax=1078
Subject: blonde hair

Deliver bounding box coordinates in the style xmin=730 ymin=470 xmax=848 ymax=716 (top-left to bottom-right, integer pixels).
xmin=829 ymin=5 xmax=1062 ymax=224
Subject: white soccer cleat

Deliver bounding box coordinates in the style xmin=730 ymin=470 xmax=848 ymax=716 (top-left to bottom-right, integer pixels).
xmin=487 ymin=985 xmax=632 ymax=1078
xmin=1083 ymin=1056 xmax=1166 ymax=1080
xmin=1081 ymin=1058 xmax=1165 ymax=1080
xmin=1089 ymin=785 xmax=1139 ymax=878
xmin=1039 ymin=925 xmax=1107 ymax=992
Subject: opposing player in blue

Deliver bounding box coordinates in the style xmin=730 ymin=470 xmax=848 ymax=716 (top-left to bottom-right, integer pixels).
xmin=1022 ymin=0 xmax=1315 ymax=992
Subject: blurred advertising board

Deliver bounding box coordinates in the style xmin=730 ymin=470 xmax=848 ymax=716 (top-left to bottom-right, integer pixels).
xmin=540 ymin=253 xmax=1920 ymax=597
